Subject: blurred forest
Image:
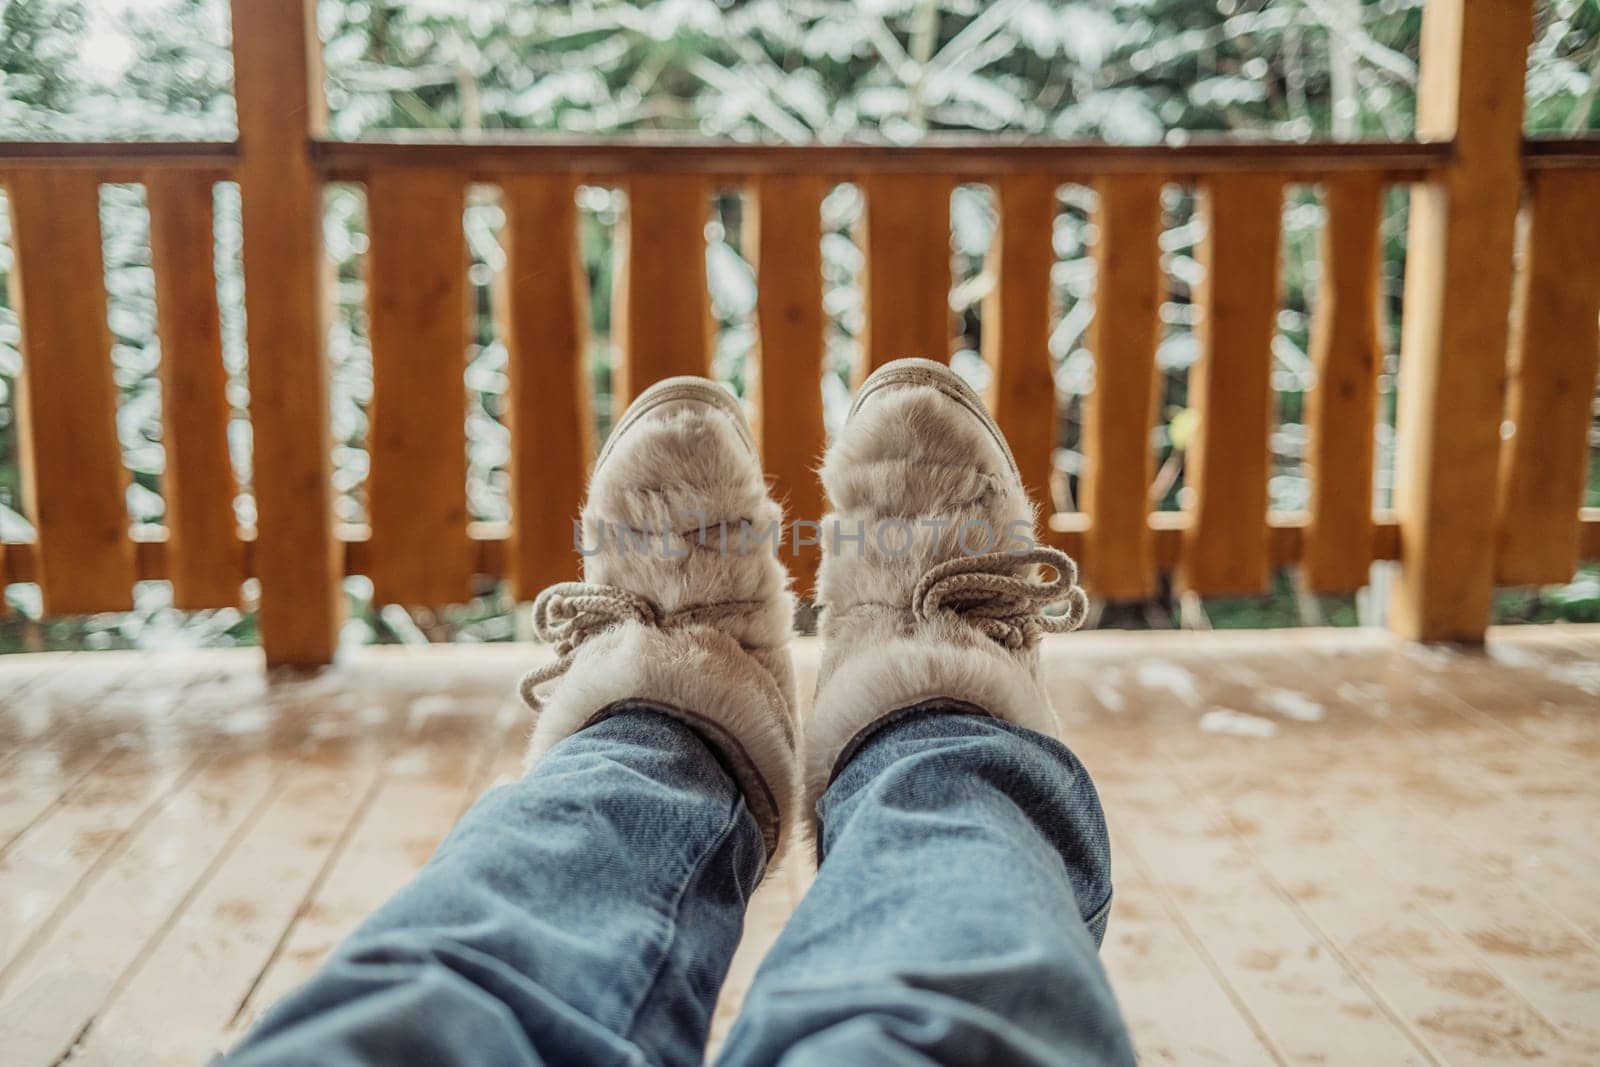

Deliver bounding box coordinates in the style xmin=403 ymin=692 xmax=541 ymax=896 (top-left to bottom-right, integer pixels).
xmin=0 ymin=0 xmax=1597 ymax=650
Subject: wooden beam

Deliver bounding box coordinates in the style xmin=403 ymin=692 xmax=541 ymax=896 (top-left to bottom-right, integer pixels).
xmin=1181 ymin=175 xmax=1284 ymax=596
xmin=1495 ymin=169 xmax=1600 ymax=586
xmin=229 ymin=0 xmax=340 ymax=665
xmin=860 ymin=174 xmax=952 ymax=381
xmin=983 ymin=174 xmax=1058 ymax=521
xmin=4 ymin=171 xmax=135 ymax=614
xmin=611 ymin=174 xmax=711 ymax=419
xmin=499 ymin=175 xmax=593 ymax=599
xmin=1303 ymin=177 xmax=1385 ymax=594
xmin=363 ymin=169 xmax=473 ymax=606
xmin=1391 ymin=0 xmax=1535 ymax=642
xmin=751 ymin=175 xmax=828 ymax=595
xmin=1082 ymin=175 xmax=1164 ymax=600
xmin=147 ymin=171 xmax=244 ymax=609
xmin=306 ymin=136 xmax=1454 ymax=182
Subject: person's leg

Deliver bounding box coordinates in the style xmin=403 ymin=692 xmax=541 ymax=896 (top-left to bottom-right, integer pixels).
xmin=717 ymin=704 xmax=1133 ymax=1067
xmin=226 ymin=705 xmax=765 ymax=1067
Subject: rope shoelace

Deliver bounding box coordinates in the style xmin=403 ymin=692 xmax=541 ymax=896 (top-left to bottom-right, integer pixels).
xmin=518 ymin=582 xmax=764 ymax=712
xmin=518 ymin=546 xmax=1086 ymax=711
xmin=910 ymin=545 xmax=1089 ymax=650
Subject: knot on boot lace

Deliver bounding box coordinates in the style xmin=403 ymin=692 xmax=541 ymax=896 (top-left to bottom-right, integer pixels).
xmin=518 ymin=582 xmax=764 ymax=712
xmin=911 ymin=546 xmax=1089 ymax=650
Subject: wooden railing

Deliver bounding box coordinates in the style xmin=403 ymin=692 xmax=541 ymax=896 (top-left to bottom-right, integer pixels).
xmin=1 ymin=0 xmax=1597 ymax=666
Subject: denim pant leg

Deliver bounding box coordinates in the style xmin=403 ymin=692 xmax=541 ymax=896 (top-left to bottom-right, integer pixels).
xmin=717 ymin=707 xmax=1135 ymax=1067
xmin=226 ymin=706 xmax=765 ymax=1067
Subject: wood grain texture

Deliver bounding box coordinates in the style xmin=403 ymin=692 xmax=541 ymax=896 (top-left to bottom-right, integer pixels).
xmin=498 ymin=176 xmax=593 ymax=599
xmin=983 ymin=175 xmax=1058 ymax=520
xmin=1181 ymin=174 xmax=1284 ymax=596
xmin=1495 ymin=169 xmax=1600 ymax=587
xmin=860 ymin=174 xmax=953 ymax=381
xmin=751 ymin=175 xmax=827 ymax=595
xmin=304 ymin=136 xmax=1454 ymax=183
xmin=0 ymin=631 xmax=1598 ymax=1062
xmin=363 ymin=169 xmax=473 ymax=606
xmin=1391 ymin=0 xmax=1534 ymax=641
xmin=146 ymin=171 xmax=244 ymax=609
xmin=1303 ymin=177 xmax=1385 ymax=594
xmin=228 ymin=0 xmax=340 ymax=664
xmin=611 ymin=174 xmax=711 ymax=419
xmin=1081 ymin=176 xmax=1164 ymax=600
xmin=5 ymin=171 xmax=134 ymax=614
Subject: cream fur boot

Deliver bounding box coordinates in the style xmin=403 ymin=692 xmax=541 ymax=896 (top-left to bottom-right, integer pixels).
xmin=519 ymin=377 xmax=798 ymax=859
xmin=808 ymin=357 xmax=1089 ymax=807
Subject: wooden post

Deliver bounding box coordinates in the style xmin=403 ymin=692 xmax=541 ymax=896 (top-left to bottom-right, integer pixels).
xmin=5 ymin=172 xmax=135 ymax=614
xmin=860 ymin=174 xmax=953 ymax=382
xmin=1495 ymin=170 xmax=1600 ymax=586
xmin=1391 ymin=0 xmax=1534 ymax=642
xmin=499 ymin=175 xmax=593 ymax=599
xmin=1303 ymin=176 xmax=1384 ymax=595
xmin=1082 ymin=176 xmax=1164 ymax=600
xmin=230 ymin=0 xmax=341 ymax=665
xmin=1181 ymin=174 xmax=1284 ymax=596
xmin=611 ymin=174 xmax=711 ymax=420
xmin=147 ymin=172 xmax=245 ymax=609
xmin=983 ymin=174 xmax=1058 ymax=520
xmin=364 ymin=169 xmax=473 ymax=606
xmin=751 ymin=175 xmax=828 ymax=596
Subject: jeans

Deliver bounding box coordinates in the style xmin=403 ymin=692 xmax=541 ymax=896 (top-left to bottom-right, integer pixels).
xmin=225 ymin=704 xmax=1133 ymax=1066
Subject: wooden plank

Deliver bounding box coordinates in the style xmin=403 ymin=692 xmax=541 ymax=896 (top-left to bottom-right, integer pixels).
xmin=1181 ymin=174 xmax=1283 ymax=595
xmin=1090 ymin=762 xmax=1431 ymax=1064
xmin=229 ymin=0 xmax=340 ymax=664
xmin=1082 ymin=176 xmax=1164 ymax=600
xmin=146 ymin=171 xmax=244 ymax=609
xmin=859 ymin=174 xmax=952 ymax=381
xmin=364 ymin=169 xmax=473 ymax=606
xmin=0 ymin=753 xmax=281 ymax=1065
xmin=751 ymin=175 xmax=828 ymax=594
xmin=305 ymin=137 xmax=1454 ymax=183
xmin=4 ymin=171 xmax=134 ymax=614
xmin=982 ymin=174 xmax=1058 ymax=518
xmin=611 ymin=174 xmax=710 ymax=418
xmin=225 ymin=705 xmax=507 ymax=1038
xmin=498 ymin=175 xmax=593 ymax=600
xmin=1495 ymin=170 xmax=1600 ymax=586
xmin=1391 ymin=0 xmax=1535 ymax=641
xmin=1098 ymin=820 xmax=1281 ymax=1065
xmin=66 ymin=751 xmax=384 ymax=1066
xmin=1303 ymin=176 xmax=1385 ymax=594
xmin=0 ymin=749 xmax=202 ymax=973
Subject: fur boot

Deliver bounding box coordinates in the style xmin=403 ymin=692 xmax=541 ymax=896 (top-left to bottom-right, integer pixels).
xmin=807 ymin=358 xmax=1088 ymax=810
xmin=521 ymin=378 xmax=798 ymax=859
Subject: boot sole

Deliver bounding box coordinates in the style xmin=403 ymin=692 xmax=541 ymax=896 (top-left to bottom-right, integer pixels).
xmin=848 ymin=358 xmax=1023 ymax=483
xmin=597 ymin=376 xmax=759 ymax=474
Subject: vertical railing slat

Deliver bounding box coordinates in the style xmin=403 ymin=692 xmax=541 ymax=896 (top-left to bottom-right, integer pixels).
xmin=147 ymin=171 xmax=244 ymax=608
xmin=1082 ymin=175 xmax=1164 ymax=599
xmin=1391 ymin=0 xmax=1533 ymax=641
xmin=1303 ymin=176 xmax=1385 ymax=594
xmin=752 ymin=175 xmax=828 ymax=595
xmin=612 ymin=174 xmax=711 ymax=418
xmin=1496 ymin=169 xmax=1600 ymax=586
xmin=983 ymin=174 xmax=1057 ymax=519
xmin=499 ymin=175 xmax=593 ymax=600
xmin=229 ymin=0 xmax=340 ymax=664
xmin=364 ymin=169 xmax=473 ymax=606
xmin=861 ymin=174 xmax=952 ymax=381
xmin=1181 ymin=174 xmax=1284 ymax=596
xmin=5 ymin=171 xmax=134 ymax=614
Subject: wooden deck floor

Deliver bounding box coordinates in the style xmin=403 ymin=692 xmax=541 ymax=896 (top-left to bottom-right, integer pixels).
xmin=0 ymin=626 xmax=1596 ymax=1065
